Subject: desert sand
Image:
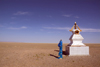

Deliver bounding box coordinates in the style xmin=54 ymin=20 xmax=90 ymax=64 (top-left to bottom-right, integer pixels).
xmin=0 ymin=42 xmax=100 ymax=67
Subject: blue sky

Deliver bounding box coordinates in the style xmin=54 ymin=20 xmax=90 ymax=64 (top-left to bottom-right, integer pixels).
xmin=0 ymin=0 xmax=100 ymax=43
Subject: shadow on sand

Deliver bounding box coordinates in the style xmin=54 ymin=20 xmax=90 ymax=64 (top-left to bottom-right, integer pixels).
xmin=54 ymin=50 xmax=67 ymax=55
xmin=50 ymin=49 xmax=69 ymax=58
xmin=50 ymin=54 xmax=58 ymax=58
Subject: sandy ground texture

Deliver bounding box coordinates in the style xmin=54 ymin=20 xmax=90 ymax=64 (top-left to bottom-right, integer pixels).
xmin=0 ymin=42 xmax=100 ymax=67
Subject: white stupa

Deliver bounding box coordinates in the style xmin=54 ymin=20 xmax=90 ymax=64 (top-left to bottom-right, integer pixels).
xmin=69 ymin=22 xmax=85 ymax=46
xmin=66 ymin=22 xmax=89 ymax=56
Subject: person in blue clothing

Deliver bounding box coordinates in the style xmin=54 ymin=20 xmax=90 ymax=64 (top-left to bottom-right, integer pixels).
xmin=58 ymin=39 xmax=63 ymax=59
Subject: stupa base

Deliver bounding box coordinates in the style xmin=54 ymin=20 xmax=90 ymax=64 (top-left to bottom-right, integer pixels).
xmin=66 ymin=46 xmax=89 ymax=56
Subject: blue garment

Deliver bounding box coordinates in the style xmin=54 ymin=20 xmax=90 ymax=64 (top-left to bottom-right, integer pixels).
xmin=58 ymin=40 xmax=63 ymax=59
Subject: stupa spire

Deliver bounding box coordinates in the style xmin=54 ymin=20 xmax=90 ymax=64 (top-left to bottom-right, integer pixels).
xmin=69 ymin=22 xmax=82 ymax=32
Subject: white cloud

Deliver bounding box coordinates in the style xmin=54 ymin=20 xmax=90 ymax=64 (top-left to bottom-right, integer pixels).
xmin=43 ymin=27 xmax=100 ymax=32
xmin=13 ymin=11 xmax=29 ymax=15
xmin=62 ymin=14 xmax=80 ymax=18
xmin=81 ymin=28 xmax=100 ymax=32
xmin=8 ymin=26 xmax=27 ymax=30
xmin=74 ymin=16 xmax=79 ymax=18
xmin=62 ymin=14 xmax=72 ymax=17
xmin=21 ymin=26 xmax=27 ymax=29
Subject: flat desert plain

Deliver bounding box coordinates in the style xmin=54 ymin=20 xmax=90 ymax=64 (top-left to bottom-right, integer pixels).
xmin=0 ymin=42 xmax=100 ymax=67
